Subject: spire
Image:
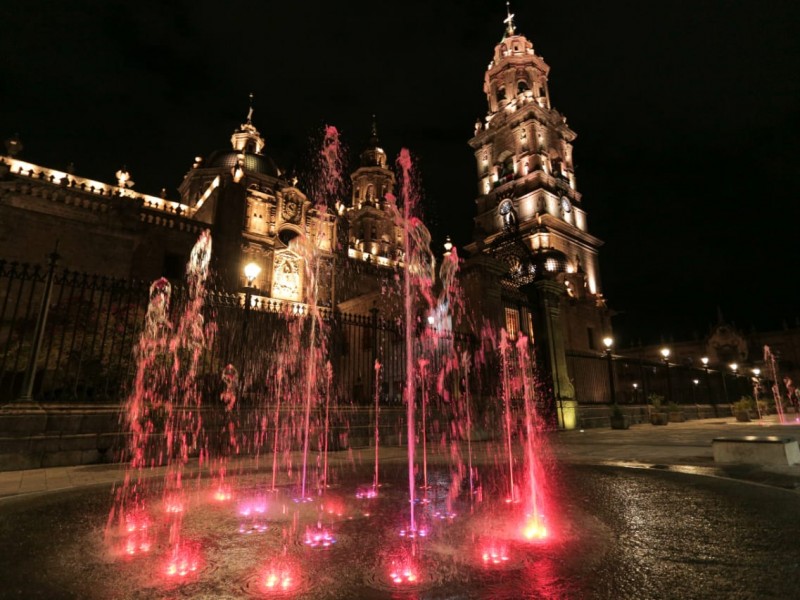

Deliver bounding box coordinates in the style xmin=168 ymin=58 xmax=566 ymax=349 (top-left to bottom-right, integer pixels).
xmin=503 ymin=1 xmax=516 ymax=37
xmin=360 ymin=115 xmax=386 ymax=167
xmin=246 ymin=92 xmax=254 ymax=124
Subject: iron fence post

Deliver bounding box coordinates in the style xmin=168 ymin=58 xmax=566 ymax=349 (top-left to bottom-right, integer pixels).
xmin=18 ymin=245 xmax=60 ymax=401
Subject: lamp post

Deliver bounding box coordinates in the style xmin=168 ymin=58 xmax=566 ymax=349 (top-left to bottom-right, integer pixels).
xmin=603 ymin=337 xmax=616 ymax=405
xmin=729 ymin=362 xmax=739 ymax=405
xmin=692 ymin=379 xmax=699 ymax=404
xmin=443 ymin=236 xmax=453 ymax=257
xmin=660 ymin=347 xmax=672 ymax=404
xmin=700 ymin=356 xmax=714 ymax=409
xmin=751 ymin=368 xmax=763 ymax=420
xmin=242 ymin=261 xmax=261 ymax=332
xmin=243 ymin=262 xmax=261 ymax=301
xmin=633 ymin=382 xmax=639 ymax=403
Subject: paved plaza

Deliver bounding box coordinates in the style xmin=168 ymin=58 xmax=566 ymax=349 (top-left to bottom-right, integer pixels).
xmin=2 ymin=416 xmax=798 ymax=500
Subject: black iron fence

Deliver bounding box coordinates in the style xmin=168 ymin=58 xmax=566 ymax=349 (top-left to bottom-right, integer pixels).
xmin=567 ymin=350 xmax=754 ymax=406
xmin=1 ymin=257 xmax=758 ymax=411
xmin=0 ymin=259 xmax=478 ymax=406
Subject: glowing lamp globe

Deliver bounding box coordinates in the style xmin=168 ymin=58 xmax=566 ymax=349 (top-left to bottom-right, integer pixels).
xmin=244 ymin=262 xmax=261 ymax=284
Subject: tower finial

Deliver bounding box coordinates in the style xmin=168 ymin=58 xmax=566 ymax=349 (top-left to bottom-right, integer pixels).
xmin=504 ymin=1 xmax=516 ymax=36
xmin=371 ymin=114 xmax=378 ymax=138
xmin=246 ymin=92 xmax=254 ymax=124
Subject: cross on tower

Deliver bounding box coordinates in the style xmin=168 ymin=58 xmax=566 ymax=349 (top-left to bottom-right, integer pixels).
xmin=246 ymin=92 xmax=254 ymax=123
xmin=504 ymin=1 xmax=516 ymax=36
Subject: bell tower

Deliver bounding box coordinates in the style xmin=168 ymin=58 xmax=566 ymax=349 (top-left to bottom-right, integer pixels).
xmin=345 ymin=118 xmax=402 ymax=267
xmin=464 ymin=4 xmax=611 ymax=355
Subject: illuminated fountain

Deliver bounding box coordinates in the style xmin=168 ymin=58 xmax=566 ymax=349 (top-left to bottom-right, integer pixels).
xmin=95 ymin=132 xmax=558 ymax=598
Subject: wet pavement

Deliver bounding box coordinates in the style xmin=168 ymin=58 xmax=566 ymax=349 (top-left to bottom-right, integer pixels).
xmin=3 ymin=415 xmax=798 ymax=499
xmin=551 ymin=414 xmax=800 ymax=492
xmin=0 ymin=417 xmax=798 ymax=599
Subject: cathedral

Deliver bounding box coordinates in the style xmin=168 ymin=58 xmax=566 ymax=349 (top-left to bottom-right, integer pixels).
xmin=0 ymin=8 xmax=610 ymax=426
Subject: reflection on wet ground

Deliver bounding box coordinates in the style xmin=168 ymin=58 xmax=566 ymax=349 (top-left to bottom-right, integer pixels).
xmin=0 ymin=462 xmax=798 ymax=599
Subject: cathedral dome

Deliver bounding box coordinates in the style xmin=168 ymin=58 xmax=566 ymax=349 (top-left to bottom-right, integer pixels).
xmin=529 ymin=247 xmax=568 ymax=281
xmin=205 ymin=150 xmax=281 ymax=178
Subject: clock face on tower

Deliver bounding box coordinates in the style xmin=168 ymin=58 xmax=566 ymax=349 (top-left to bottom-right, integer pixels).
xmin=560 ymin=196 xmax=572 ymax=214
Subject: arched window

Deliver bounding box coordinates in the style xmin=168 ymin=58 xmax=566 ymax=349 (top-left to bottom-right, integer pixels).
xmin=517 ymin=81 xmax=529 ymax=94
xmin=366 ymin=184 xmax=374 ymax=201
xmin=496 ymin=86 xmax=506 ymax=102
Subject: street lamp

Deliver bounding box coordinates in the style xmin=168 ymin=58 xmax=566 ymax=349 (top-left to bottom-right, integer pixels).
xmin=751 ymin=368 xmax=763 ymax=420
xmin=699 ymin=356 xmax=714 ymax=409
xmin=692 ymin=378 xmax=699 ymax=403
xmin=443 ymin=236 xmax=453 ymax=256
xmin=728 ymin=362 xmax=739 ymax=405
xmin=603 ymin=336 xmax=616 ymax=405
xmin=244 ymin=261 xmax=261 ymax=287
xmin=242 ymin=262 xmax=261 ymax=339
xmin=633 ymin=382 xmax=639 ymax=403
xmin=660 ymin=347 xmax=672 ymax=404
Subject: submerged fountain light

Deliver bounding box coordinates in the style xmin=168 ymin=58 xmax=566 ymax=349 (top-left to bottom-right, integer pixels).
xmin=389 ymin=559 xmax=420 ymax=585
xmin=124 ymin=511 xmax=150 ymax=533
xmin=264 ymin=570 xmax=294 ymax=592
xmin=118 ymin=513 xmax=152 ymax=557
xmin=398 ymin=525 xmax=429 ymax=539
xmin=432 ymin=509 xmax=457 ymax=521
xmin=481 ymin=544 xmax=510 ymax=566
xmin=522 ymin=517 xmax=548 ymax=541
xmin=237 ymin=497 xmax=267 ymax=516
xmin=213 ymin=485 xmax=233 ymax=502
xmin=356 ymin=485 xmax=378 ymax=499
xmin=123 ymin=533 xmax=152 ymax=556
xmin=303 ymin=526 xmax=336 ymax=548
xmin=164 ymin=496 xmax=184 ymax=514
xmin=238 ymin=522 xmax=269 ymax=535
xmin=321 ymin=497 xmax=346 ymax=518
xmin=262 ymin=561 xmax=298 ymax=594
xmin=165 ymin=544 xmax=202 ymax=579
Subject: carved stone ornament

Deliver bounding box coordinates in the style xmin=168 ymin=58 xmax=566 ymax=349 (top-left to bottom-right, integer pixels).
xmin=282 ymin=195 xmax=301 ymax=223
xmin=271 ymin=252 xmax=303 ymax=302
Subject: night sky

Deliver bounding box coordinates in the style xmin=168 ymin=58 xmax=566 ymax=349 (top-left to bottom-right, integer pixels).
xmin=3 ymin=1 xmax=799 ymax=345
